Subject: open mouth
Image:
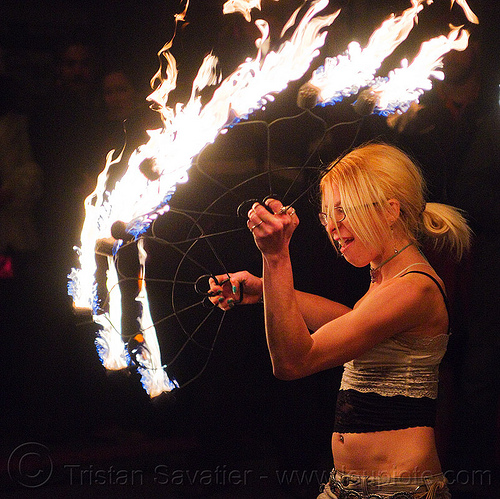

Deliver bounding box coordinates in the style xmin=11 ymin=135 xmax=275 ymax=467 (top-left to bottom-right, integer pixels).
xmin=339 ymin=237 xmax=354 ymax=252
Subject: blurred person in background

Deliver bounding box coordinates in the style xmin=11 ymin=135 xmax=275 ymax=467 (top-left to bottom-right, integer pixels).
xmin=29 ymin=37 xmax=104 ymax=317
xmin=0 ymin=49 xmax=43 ymax=323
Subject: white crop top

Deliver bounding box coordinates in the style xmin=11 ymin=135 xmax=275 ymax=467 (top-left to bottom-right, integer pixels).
xmin=340 ymin=332 xmax=449 ymax=399
xmin=340 ymin=270 xmax=450 ymax=400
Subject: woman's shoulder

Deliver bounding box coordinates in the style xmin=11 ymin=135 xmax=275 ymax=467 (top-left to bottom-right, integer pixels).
xmin=396 ymin=266 xmax=447 ymax=306
xmin=388 ymin=266 xmax=449 ymax=338
xmin=353 ymin=264 xmax=448 ymax=337
xmin=361 ymin=263 xmax=443 ymax=301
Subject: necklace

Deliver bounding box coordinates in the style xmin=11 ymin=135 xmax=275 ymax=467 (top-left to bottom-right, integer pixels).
xmin=370 ymin=242 xmax=413 ymax=283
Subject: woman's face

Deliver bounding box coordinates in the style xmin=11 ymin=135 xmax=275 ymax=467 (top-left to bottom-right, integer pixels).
xmin=325 ymin=184 xmax=379 ymax=268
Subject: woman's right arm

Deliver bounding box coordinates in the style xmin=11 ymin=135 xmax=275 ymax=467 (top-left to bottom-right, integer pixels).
xmin=295 ymin=290 xmax=351 ymax=331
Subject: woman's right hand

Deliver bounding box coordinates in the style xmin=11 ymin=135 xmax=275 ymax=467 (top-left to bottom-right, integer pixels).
xmin=247 ymin=199 xmax=299 ymax=258
xmin=208 ymin=271 xmax=263 ymax=310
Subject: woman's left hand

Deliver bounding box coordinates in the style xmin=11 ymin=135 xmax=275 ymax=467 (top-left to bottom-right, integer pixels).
xmin=247 ymin=198 xmax=299 ymax=257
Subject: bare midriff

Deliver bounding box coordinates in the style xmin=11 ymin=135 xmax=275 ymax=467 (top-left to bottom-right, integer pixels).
xmin=331 ymin=427 xmax=442 ymax=477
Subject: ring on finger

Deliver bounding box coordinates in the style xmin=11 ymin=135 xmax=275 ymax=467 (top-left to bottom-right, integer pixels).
xmin=278 ymin=205 xmax=295 ymax=216
xmin=250 ymin=220 xmax=264 ymax=231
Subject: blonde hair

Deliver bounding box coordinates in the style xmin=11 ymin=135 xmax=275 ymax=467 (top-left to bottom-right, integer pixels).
xmin=320 ymin=143 xmax=471 ymax=259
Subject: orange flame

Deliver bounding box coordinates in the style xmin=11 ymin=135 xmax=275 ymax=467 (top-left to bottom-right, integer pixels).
xmin=372 ymin=25 xmax=471 ymax=114
xmin=223 ymin=0 xmax=279 ymax=23
xmin=453 ymin=0 xmax=479 ymax=24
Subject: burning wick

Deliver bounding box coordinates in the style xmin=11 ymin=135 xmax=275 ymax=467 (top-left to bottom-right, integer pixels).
xmin=95 ymin=238 xmax=115 ymax=257
xmin=353 ymin=89 xmax=378 ymax=116
xmin=139 ymin=157 xmax=161 ymax=181
xmin=297 ymin=82 xmax=321 ymax=109
xmin=111 ymin=220 xmax=133 ymax=242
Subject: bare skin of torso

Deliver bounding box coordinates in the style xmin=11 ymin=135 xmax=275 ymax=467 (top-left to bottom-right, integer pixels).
xmin=331 ymin=427 xmax=443 ymax=477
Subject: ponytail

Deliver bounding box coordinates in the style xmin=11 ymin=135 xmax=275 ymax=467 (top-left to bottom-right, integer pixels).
xmin=420 ymin=202 xmax=472 ymax=260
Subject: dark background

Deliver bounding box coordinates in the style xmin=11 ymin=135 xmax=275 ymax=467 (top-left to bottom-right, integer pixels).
xmin=1 ymin=1 xmax=499 ymax=497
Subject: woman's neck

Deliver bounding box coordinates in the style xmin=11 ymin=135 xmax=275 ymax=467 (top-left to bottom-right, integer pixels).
xmin=370 ymin=241 xmax=425 ymax=283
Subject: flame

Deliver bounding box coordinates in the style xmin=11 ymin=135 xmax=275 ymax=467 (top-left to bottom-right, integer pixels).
xmin=452 ymin=0 xmax=479 ymax=24
xmin=223 ymin=0 xmax=278 ymax=23
xmin=371 ymin=25 xmax=471 ymax=115
xmin=67 ymin=149 xmax=131 ymax=371
xmin=93 ymin=255 xmax=129 ymax=371
xmin=309 ymin=0 xmax=427 ymax=104
xmin=135 ymin=238 xmax=178 ymax=396
xmin=68 ymin=149 xmax=120 ymax=312
xmin=94 ymin=0 xmax=339 ymax=236
xmin=308 ymin=0 xmax=477 ymax=113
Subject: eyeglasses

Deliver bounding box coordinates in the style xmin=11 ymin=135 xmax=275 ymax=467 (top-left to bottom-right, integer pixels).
xmin=318 ymin=207 xmax=346 ymax=226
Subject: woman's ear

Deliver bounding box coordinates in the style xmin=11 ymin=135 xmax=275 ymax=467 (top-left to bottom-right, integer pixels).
xmin=386 ymin=198 xmax=401 ymax=225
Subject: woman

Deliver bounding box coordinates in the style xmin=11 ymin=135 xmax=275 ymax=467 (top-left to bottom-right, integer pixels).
xmin=209 ymin=143 xmax=471 ymax=498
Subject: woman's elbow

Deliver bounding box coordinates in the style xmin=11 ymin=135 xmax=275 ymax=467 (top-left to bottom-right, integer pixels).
xmin=272 ymin=363 xmax=306 ymax=381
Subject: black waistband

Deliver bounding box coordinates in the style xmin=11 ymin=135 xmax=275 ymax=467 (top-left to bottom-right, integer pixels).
xmin=334 ymin=389 xmax=437 ymax=433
